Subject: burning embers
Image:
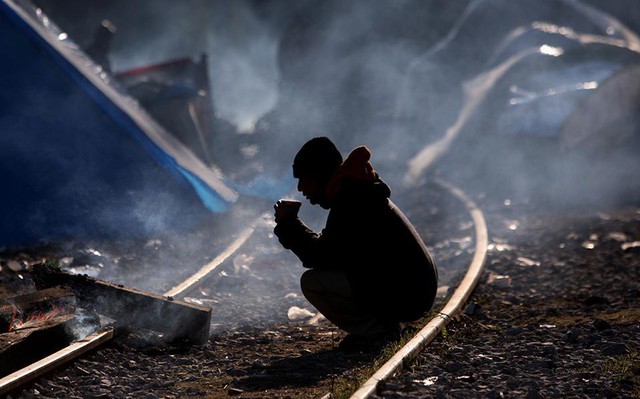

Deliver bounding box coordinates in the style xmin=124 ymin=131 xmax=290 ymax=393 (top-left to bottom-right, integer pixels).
xmin=1 ymin=286 xmax=76 ymax=333
xmin=9 ymin=305 xmax=68 ymax=332
xmin=0 ymin=286 xmax=95 ymax=378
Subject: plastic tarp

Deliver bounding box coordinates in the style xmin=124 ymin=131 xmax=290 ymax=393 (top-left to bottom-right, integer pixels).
xmin=0 ymin=0 xmax=238 ymax=247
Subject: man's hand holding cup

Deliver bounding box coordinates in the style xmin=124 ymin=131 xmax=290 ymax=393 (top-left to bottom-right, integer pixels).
xmin=274 ymin=199 xmax=302 ymax=223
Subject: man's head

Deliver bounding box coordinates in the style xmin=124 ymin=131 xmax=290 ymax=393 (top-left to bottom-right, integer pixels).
xmin=292 ymin=137 xmax=343 ymax=208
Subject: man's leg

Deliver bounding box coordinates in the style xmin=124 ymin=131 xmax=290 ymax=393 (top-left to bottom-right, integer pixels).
xmin=300 ymin=269 xmax=398 ymax=337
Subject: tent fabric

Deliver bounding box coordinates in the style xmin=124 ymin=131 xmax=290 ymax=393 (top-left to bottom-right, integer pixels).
xmin=0 ymin=0 xmax=237 ymax=247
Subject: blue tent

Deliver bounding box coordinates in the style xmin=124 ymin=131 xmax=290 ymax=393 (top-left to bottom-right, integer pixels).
xmin=0 ymin=0 xmax=238 ymax=247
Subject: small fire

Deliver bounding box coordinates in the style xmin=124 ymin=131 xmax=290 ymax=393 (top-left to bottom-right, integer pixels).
xmin=9 ymin=304 xmax=73 ymax=332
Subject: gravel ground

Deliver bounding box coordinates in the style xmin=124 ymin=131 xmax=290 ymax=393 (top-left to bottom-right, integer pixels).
xmin=2 ymin=179 xmax=639 ymax=398
xmin=2 ymin=181 xmax=471 ymax=399
xmin=374 ymin=194 xmax=640 ymax=398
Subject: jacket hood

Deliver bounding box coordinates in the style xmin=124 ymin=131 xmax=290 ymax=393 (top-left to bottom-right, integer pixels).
xmin=325 ymin=145 xmax=387 ymax=203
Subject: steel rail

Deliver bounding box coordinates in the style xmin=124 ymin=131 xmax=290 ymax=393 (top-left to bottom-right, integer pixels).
xmin=346 ymin=178 xmax=488 ymax=399
xmin=164 ymin=224 xmax=257 ymax=298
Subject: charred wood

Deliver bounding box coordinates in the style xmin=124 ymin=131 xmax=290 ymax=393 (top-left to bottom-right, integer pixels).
xmin=0 ymin=314 xmax=76 ymax=377
xmin=30 ymin=264 xmax=211 ymax=345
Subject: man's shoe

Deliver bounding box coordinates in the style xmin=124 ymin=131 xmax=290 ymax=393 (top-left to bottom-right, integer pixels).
xmin=338 ymin=330 xmax=400 ymax=353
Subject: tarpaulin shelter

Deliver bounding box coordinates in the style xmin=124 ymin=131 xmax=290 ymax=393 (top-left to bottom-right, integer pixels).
xmin=0 ymin=0 xmax=238 ymax=247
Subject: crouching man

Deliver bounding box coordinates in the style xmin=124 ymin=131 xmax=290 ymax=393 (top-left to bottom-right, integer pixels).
xmin=273 ymin=136 xmax=438 ymax=351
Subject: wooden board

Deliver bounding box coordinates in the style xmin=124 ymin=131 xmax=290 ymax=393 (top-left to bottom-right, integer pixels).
xmin=0 ymin=327 xmax=113 ymax=396
xmin=31 ymin=264 xmax=211 ymax=345
xmin=0 ymin=314 xmax=76 ymax=377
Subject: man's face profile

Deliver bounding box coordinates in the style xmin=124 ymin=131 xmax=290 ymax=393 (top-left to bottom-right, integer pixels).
xmin=297 ymin=177 xmax=321 ymax=204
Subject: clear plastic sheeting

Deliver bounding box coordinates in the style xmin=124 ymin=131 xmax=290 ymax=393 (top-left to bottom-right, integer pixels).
xmin=560 ymin=64 xmax=640 ymax=150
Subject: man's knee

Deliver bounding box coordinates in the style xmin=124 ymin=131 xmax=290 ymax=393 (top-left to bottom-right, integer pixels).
xmin=300 ymin=269 xmax=318 ymax=297
xmin=300 ymin=269 xmax=352 ymax=300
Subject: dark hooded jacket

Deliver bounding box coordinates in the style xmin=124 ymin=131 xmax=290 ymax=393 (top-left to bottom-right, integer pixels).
xmin=274 ymin=146 xmax=438 ymax=322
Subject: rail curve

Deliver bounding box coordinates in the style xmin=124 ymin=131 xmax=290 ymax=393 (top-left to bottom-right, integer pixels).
xmin=345 ymin=177 xmax=488 ymax=399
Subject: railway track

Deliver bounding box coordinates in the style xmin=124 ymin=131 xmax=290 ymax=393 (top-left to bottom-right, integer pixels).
xmin=0 ymin=177 xmax=488 ymax=398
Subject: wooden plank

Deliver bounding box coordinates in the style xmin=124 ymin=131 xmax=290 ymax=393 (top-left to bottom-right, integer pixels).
xmin=1 ymin=314 xmax=76 ymax=377
xmin=2 ymin=286 xmax=74 ymax=311
xmin=0 ymin=327 xmax=113 ymax=396
xmin=31 ymin=264 xmax=211 ymax=345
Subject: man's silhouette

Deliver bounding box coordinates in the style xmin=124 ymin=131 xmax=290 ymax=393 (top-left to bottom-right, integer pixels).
xmin=274 ymin=136 xmax=438 ymax=351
